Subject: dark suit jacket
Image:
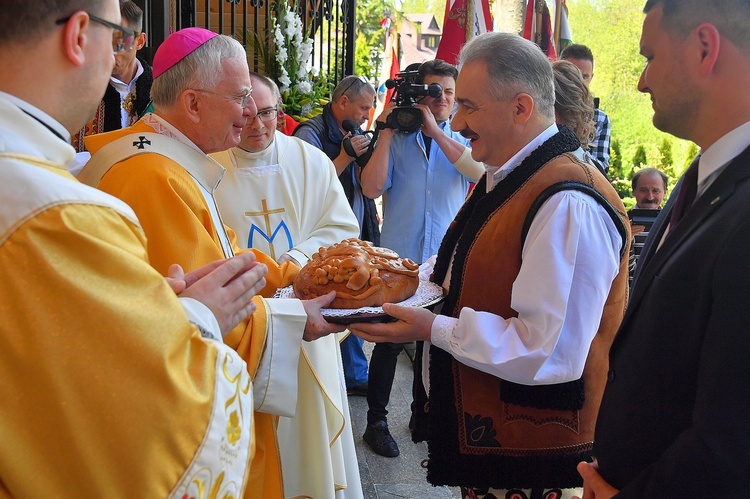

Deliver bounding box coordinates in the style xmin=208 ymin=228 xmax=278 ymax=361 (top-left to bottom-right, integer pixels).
xmin=593 ymin=144 xmax=750 ymax=497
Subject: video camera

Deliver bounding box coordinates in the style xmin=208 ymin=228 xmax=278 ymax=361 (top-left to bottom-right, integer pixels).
xmin=382 ymin=69 xmax=442 ymax=133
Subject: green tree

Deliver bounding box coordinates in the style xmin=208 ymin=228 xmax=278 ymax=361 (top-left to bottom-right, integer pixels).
xmin=632 ymin=144 xmax=647 ymax=168
xmin=658 ymin=137 xmax=673 ymax=169
xmin=354 ymin=0 xmax=394 ymax=81
xmin=567 ymin=0 xmax=694 ymax=198
xmin=608 ymin=139 xmax=633 ymax=201
xmin=611 ymin=138 xmax=622 ymax=173
xmin=684 ymin=142 xmax=699 ymax=170
xmin=402 ymin=0 xmax=445 ymax=22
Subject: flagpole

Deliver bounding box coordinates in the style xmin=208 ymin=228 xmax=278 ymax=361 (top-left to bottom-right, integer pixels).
xmin=554 ymin=0 xmax=562 ymax=51
xmin=466 ymin=0 xmax=476 ymax=43
xmin=535 ymin=0 xmax=543 ymax=46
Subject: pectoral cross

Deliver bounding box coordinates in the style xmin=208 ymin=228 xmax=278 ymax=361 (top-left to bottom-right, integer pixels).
xmin=245 ymin=199 xmax=289 ymax=261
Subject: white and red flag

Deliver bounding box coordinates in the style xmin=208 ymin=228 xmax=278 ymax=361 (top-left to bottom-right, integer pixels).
xmin=435 ymin=0 xmax=493 ymax=65
xmin=523 ymin=0 xmax=557 ymax=60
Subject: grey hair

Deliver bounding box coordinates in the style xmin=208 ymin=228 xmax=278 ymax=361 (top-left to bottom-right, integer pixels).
xmin=458 ymin=32 xmax=555 ymax=121
xmin=249 ymin=71 xmax=281 ymax=101
xmin=331 ymin=75 xmax=375 ymax=103
xmin=151 ymin=34 xmax=248 ymax=108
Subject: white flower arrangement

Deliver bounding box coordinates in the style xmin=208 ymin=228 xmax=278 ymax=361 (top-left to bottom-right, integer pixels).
xmin=256 ymin=0 xmax=333 ymax=120
xmin=272 ymin=1 xmax=314 ymax=95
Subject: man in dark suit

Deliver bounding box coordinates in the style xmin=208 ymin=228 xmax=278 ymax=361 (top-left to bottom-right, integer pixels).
xmin=577 ymin=0 xmax=750 ymax=497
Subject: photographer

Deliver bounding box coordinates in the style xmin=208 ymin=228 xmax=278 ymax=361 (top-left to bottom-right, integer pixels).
xmin=294 ymin=75 xmax=378 ymax=399
xmin=358 ymin=59 xmax=484 ymax=457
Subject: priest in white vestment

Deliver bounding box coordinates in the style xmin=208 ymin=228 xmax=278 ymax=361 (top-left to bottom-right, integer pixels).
xmin=212 ymin=73 xmax=364 ymax=499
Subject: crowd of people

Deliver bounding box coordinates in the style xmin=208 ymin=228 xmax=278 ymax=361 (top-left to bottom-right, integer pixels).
xmin=1 ymin=0 xmax=748 ymax=497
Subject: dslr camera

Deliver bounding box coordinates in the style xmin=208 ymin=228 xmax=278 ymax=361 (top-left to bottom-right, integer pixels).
xmin=383 ymin=69 xmax=442 ymax=133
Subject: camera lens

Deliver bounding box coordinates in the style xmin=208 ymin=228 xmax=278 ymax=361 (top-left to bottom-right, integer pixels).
xmin=389 ymin=107 xmax=422 ymax=133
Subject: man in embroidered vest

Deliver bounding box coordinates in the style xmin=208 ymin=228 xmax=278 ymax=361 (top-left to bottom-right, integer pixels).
xmin=79 ymin=28 xmax=346 ymax=498
xmin=578 ymin=1 xmax=750 ymax=496
xmin=71 ymin=0 xmax=152 ymax=154
xmin=212 ymin=73 xmax=364 ymax=499
xmin=0 ymin=0 xmax=271 ymax=495
xmin=350 ymin=32 xmax=630 ymax=499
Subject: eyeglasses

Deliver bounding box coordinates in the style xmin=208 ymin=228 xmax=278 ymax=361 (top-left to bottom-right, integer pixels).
xmin=248 ymin=107 xmax=279 ymax=123
xmin=339 ymin=75 xmax=369 ymax=97
xmin=192 ymin=88 xmax=254 ymax=108
xmin=56 ymin=13 xmax=136 ymax=54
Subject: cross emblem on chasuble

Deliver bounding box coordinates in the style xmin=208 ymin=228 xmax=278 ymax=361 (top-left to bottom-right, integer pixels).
xmin=132 ymin=136 xmax=152 ymax=149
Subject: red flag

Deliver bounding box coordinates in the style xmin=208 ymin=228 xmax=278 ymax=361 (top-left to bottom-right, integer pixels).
xmin=384 ymin=44 xmax=400 ymax=104
xmin=522 ymin=0 xmax=536 ymax=40
xmin=522 ymin=0 xmax=556 ymax=59
xmin=436 ymin=0 xmax=493 ymax=65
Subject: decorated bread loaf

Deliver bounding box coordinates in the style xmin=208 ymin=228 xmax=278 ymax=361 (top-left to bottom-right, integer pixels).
xmin=293 ymin=238 xmax=419 ymax=308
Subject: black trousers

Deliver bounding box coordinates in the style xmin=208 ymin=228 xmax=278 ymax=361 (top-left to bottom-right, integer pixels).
xmin=366 ymin=341 xmax=409 ymax=425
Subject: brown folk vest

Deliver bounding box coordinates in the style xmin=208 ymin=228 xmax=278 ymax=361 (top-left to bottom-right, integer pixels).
xmin=426 ymin=128 xmax=630 ymax=490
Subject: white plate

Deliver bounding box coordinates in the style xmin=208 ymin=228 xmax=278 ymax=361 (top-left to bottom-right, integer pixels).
xmin=273 ymin=280 xmax=446 ymax=323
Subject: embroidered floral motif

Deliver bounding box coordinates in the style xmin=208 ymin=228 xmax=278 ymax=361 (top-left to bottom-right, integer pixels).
xmin=447 ymin=4 xmax=467 ymax=28
xmin=223 ymin=356 xmax=251 ymax=448
xmin=461 ymin=487 xmax=565 ymax=499
xmin=169 ymin=352 xmax=251 ymax=499
xmin=464 ymin=412 xmax=501 ymax=447
xmin=122 ymin=90 xmax=138 ymax=125
xmin=226 ymin=411 xmax=242 ymax=445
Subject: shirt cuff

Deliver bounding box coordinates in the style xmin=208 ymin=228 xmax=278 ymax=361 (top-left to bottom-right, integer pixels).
xmin=179 ymin=297 xmax=221 ymax=342
xmin=430 ymin=314 xmax=459 ymax=352
xmin=284 ymin=248 xmax=308 ymax=266
xmin=252 ymin=297 xmax=307 ymax=417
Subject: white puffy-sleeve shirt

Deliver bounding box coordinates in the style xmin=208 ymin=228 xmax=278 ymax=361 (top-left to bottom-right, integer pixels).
xmin=425 ymin=124 xmax=623 ymax=388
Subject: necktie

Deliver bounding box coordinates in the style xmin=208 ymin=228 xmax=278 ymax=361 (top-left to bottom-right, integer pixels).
xmin=669 ymin=157 xmax=700 ymax=228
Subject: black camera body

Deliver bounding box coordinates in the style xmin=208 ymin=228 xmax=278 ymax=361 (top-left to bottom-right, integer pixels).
xmin=383 ymin=70 xmax=442 ymax=133
xmin=342 ymin=120 xmax=375 ymax=168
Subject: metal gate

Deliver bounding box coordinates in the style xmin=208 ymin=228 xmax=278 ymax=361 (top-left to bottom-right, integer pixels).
xmin=137 ymin=0 xmax=355 ymax=84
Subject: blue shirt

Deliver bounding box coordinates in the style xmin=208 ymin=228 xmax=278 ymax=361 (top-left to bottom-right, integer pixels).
xmin=380 ymin=121 xmax=473 ymax=264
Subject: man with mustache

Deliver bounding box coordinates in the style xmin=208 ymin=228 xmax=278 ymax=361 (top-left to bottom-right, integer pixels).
xmin=350 ymin=33 xmax=630 ymax=498
xmin=631 ymin=167 xmax=668 ymax=209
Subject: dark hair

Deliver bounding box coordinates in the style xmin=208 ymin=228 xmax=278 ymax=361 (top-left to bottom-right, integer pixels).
xmin=560 ymin=44 xmax=595 ymax=64
xmin=249 ymin=71 xmax=281 ymax=101
xmin=120 ymin=0 xmax=143 ymax=32
xmin=643 ymin=0 xmax=750 ymax=54
xmin=417 ymin=59 xmax=458 ymax=84
xmin=632 ymin=167 xmax=668 ymax=192
xmin=0 ymin=0 xmax=102 ymax=45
